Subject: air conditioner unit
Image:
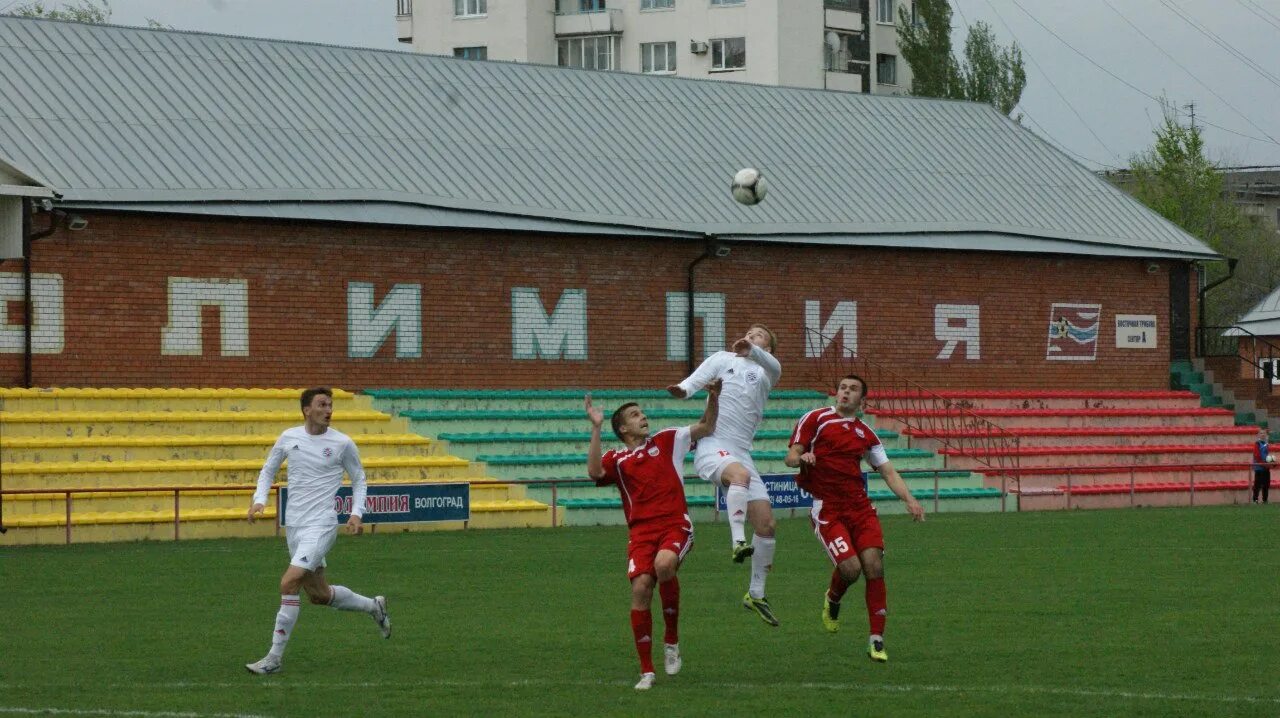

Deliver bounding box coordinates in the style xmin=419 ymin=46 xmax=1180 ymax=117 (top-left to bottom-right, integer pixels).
xmin=690 ymin=40 xmax=709 ymax=54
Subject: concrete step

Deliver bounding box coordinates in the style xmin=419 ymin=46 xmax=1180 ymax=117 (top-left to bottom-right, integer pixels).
xmin=942 ymin=445 xmax=1256 ymax=470
xmin=0 ymin=433 xmax=436 ymax=463
xmin=906 ymin=426 xmax=1260 ymax=450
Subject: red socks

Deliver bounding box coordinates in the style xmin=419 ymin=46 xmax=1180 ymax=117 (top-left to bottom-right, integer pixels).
xmin=866 ymin=577 xmax=887 ymax=636
xmin=659 ymin=577 xmax=680 ymax=645
xmin=630 ymin=609 xmax=655 ymax=674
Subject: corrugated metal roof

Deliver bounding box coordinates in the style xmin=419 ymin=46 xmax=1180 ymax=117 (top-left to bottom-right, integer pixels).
xmin=0 ymin=17 xmax=1219 ymax=259
xmin=1236 ymin=284 xmax=1280 ymax=335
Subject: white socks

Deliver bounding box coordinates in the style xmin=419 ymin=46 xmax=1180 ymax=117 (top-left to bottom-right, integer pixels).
xmin=725 ymin=485 xmax=749 ymax=545
xmin=269 ymin=595 xmax=301 ymax=658
xmin=329 ymin=585 xmax=376 ymax=613
xmin=748 ymin=533 xmax=776 ymax=599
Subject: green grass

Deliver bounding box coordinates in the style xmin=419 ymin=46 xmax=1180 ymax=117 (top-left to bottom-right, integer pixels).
xmin=1 ymin=507 xmax=1278 ymax=717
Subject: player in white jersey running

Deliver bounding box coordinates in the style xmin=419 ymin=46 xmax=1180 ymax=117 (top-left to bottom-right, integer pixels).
xmin=667 ymin=324 xmax=782 ymax=626
xmin=244 ymin=387 xmax=391 ymax=675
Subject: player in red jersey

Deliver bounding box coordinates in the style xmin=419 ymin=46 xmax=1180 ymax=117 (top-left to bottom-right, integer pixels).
xmin=586 ymin=380 xmax=721 ymax=691
xmin=785 ymin=374 xmax=924 ymax=663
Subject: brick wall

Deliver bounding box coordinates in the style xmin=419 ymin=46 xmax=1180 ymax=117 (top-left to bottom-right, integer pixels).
xmin=0 ymin=211 xmax=1186 ymax=390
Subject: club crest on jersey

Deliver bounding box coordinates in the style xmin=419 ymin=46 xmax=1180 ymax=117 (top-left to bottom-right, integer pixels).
xmin=746 ymin=370 xmax=759 ymax=384
xmin=322 ymin=447 xmax=333 ymax=458
xmin=855 ymin=427 xmax=866 ymax=438
xmin=648 ymin=446 xmax=660 ymax=457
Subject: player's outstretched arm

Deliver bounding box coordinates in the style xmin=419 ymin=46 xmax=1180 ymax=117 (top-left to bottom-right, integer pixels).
xmin=877 ymin=461 xmax=925 ymax=522
xmin=690 ymin=379 xmax=722 ymax=442
xmin=668 ymin=352 xmax=727 ymax=399
xmin=745 ymin=341 xmax=782 ymax=384
xmin=784 ymin=443 xmax=816 ymax=469
xmin=585 ymin=394 xmax=606 ymax=480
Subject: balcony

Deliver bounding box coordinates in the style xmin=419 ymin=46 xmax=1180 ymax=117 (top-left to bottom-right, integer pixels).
xmin=825 ymin=71 xmax=863 ymax=93
xmin=396 ymin=0 xmax=412 ymax=43
xmin=555 ymin=8 xmax=624 ymax=36
xmin=825 ymin=7 xmax=861 ymax=31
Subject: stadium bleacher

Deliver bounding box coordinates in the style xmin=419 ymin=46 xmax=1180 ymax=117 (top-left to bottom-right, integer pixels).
xmin=868 ymin=389 xmax=1259 ymax=510
xmin=0 ymin=388 xmax=555 ymax=545
xmin=366 ymin=388 xmax=1005 ymax=525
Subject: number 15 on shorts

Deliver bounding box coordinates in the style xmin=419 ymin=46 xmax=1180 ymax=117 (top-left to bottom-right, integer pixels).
xmin=827 ymin=536 xmax=849 ymax=557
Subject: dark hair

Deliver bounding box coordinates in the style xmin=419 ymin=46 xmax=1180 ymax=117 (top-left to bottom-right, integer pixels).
xmin=611 ymin=402 xmax=640 ymax=441
xmin=300 ymin=387 xmax=333 ymax=414
xmin=838 ymin=374 xmax=868 ymax=397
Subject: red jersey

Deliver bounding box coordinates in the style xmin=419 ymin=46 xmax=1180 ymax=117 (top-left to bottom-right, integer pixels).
xmin=599 ymin=426 xmax=692 ymax=527
xmin=791 ymin=407 xmax=889 ymax=510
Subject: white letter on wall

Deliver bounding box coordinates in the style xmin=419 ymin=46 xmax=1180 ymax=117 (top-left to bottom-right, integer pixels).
xmin=347 ymin=282 xmax=422 ymax=359
xmin=512 ymin=287 xmax=587 ymax=360
xmin=0 ymin=272 xmax=64 ymax=353
xmin=804 ymin=300 xmax=858 ymax=358
xmin=935 ymin=303 xmax=981 ymax=360
xmin=161 ymin=277 xmax=249 ymax=356
xmin=665 ymin=292 xmax=726 ymax=361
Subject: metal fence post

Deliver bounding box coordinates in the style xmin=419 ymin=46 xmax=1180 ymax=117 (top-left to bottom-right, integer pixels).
xmin=1065 ymin=470 xmax=1073 ymax=510
xmin=1189 ymin=467 xmax=1196 ymax=506
xmin=174 ymin=489 xmax=181 ymax=541
xmin=1129 ymin=466 xmax=1136 ymax=508
xmin=551 ymin=483 xmax=558 ymax=528
xmin=933 ymin=470 xmax=940 ymax=514
xmin=65 ymin=491 xmax=72 ymax=545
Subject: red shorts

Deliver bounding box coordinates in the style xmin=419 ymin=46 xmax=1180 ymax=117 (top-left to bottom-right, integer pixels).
xmin=627 ymin=515 xmax=694 ymax=580
xmin=809 ymin=499 xmax=883 ymax=565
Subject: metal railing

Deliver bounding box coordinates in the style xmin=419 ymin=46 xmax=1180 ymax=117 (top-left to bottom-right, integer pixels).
xmin=1197 ymin=325 xmax=1280 ymax=382
xmin=803 ymin=328 xmax=1022 ymax=500
xmin=1007 ymin=461 xmax=1261 ymax=509
xmin=396 ymin=0 xmax=412 ymax=16
xmin=2 ymin=462 xmax=1267 ymax=544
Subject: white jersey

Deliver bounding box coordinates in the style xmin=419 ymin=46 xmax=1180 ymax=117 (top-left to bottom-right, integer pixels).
xmin=677 ymin=345 xmax=781 ymax=451
xmin=253 ymin=426 xmax=367 ymax=528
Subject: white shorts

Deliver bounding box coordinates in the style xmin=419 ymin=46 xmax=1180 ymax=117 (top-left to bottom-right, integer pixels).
xmin=286 ymin=524 xmax=338 ymax=572
xmin=694 ymin=440 xmax=770 ymax=503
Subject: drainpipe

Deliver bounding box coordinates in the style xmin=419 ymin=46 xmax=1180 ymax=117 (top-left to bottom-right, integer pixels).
xmin=686 ymin=239 xmax=714 ymax=375
xmin=1196 ymin=257 xmax=1238 ymax=356
xmin=23 ymin=201 xmax=60 ymax=388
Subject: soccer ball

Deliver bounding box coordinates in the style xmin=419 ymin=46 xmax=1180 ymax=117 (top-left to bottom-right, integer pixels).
xmin=731 ymin=168 xmax=768 ymax=206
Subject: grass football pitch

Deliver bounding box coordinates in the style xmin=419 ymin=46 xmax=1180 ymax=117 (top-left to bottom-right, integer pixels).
xmin=1 ymin=506 xmax=1277 ymax=717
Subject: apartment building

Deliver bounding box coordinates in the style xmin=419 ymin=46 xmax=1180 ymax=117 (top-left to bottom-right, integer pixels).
xmin=395 ymin=0 xmax=914 ymax=94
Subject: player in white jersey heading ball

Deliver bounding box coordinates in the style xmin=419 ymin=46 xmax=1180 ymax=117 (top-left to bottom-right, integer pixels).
xmin=244 ymin=387 xmax=391 ymax=675
xmin=667 ymin=324 xmax=782 ymax=626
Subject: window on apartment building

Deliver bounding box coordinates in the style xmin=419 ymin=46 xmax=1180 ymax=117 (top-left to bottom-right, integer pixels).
xmin=823 ymin=30 xmax=859 ymax=72
xmin=454 ymin=0 xmax=485 ymax=17
xmin=558 ymin=35 xmax=617 ymax=70
xmin=877 ymin=0 xmax=893 ymax=23
xmin=453 ymin=46 xmax=488 ymax=60
xmin=710 ymin=0 xmax=744 ymax=6
xmin=711 ymin=37 xmax=746 ymax=70
xmin=641 ymin=41 xmax=677 ymax=73
xmin=876 ymin=52 xmax=897 ymax=84
xmin=642 ymin=0 xmax=675 ymax=8
xmin=824 ymin=0 xmax=856 ymax=10
xmin=559 ymin=0 xmax=605 ymax=12
xmin=396 ymin=0 xmax=413 ymax=17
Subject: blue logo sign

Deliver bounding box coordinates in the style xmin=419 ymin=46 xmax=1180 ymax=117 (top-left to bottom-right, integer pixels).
xmin=281 ymin=483 xmax=470 ymax=525
xmin=716 ymin=473 xmax=812 ymax=511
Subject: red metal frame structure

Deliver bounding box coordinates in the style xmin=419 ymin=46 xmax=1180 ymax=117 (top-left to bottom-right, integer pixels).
xmin=803 ymin=328 xmax=1022 ymax=505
